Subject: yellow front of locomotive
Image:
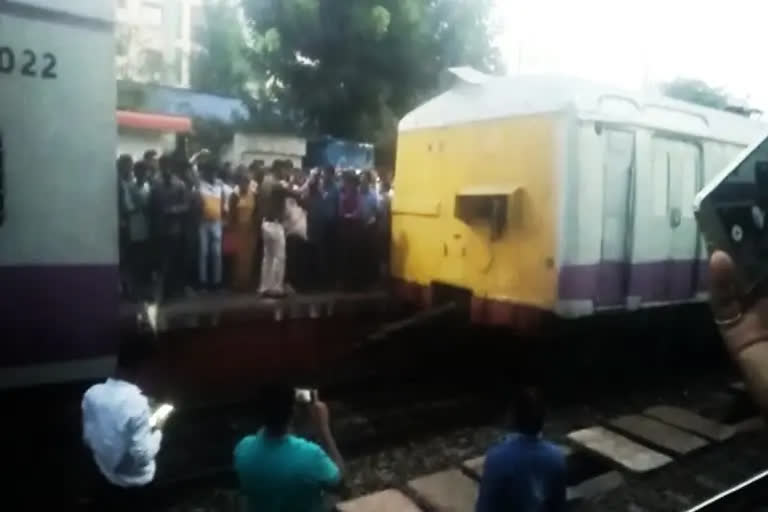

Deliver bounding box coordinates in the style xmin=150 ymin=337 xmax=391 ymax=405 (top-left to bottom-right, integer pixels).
xmin=391 ymin=95 xmax=561 ymax=330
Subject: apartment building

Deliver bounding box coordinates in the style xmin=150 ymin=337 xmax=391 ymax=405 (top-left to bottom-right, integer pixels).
xmin=115 ymin=0 xmax=204 ymax=88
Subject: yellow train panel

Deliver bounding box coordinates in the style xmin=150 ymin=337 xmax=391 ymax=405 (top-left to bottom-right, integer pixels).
xmin=391 ymin=114 xmax=558 ymax=311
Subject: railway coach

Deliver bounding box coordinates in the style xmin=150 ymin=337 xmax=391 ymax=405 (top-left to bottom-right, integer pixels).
xmin=390 ymin=68 xmax=766 ymax=331
xmin=0 ymin=0 xmax=119 ymax=388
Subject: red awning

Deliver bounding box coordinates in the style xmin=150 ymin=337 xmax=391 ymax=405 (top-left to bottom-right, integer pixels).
xmin=116 ymin=110 xmax=192 ymax=133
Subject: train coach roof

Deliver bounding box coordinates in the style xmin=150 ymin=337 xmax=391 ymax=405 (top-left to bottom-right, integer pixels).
xmin=399 ymin=69 xmax=766 ymax=145
xmin=2 ymin=0 xmax=114 ymax=24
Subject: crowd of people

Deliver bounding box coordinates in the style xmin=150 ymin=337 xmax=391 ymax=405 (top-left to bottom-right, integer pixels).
xmin=118 ymin=149 xmax=393 ymax=302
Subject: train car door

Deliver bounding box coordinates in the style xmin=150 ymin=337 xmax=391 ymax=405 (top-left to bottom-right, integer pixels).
xmin=652 ymin=136 xmax=702 ymax=301
xmin=597 ymin=128 xmax=635 ymax=307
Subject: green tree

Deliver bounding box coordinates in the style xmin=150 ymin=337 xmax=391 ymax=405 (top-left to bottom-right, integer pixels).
xmin=190 ymin=0 xmax=252 ymax=98
xmin=661 ymin=78 xmax=730 ymax=110
xmin=242 ymin=0 xmax=501 ymax=149
xmin=661 ymin=78 xmax=761 ymax=116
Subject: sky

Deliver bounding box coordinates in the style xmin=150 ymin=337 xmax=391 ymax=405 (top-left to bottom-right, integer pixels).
xmin=495 ymin=0 xmax=768 ymax=111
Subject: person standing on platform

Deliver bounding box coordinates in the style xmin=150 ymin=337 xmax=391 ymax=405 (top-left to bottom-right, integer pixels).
xmin=305 ymin=169 xmax=326 ymax=291
xmin=317 ymin=166 xmax=340 ymax=289
xmin=220 ymin=166 xmax=238 ymax=287
xmin=338 ymin=170 xmax=362 ymax=290
xmin=127 ymin=161 xmax=152 ymax=300
xmin=359 ymin=170 xmax=380 ymax=287
xmin=378 ymin=173 xmax=393 ymax=280
xmin=142 ymin=149 xmax=159 ymax=182
xmin=284 ymin=168 xmax=309 ymax=292
xmin=248 ymin=160 xmax=266 ymax=287
xmin=230 ymin=170 xmax=258 ymax=290
xmin=198 ymin=160 xmax=225 ymax=291
xmin=259 ymin=161 xmax=290 ymax=297
xmin=182 ymin=160 xmax=202 ymax=295
xmin=151 ymin=154 xmax=189 ymax=301
xmin=234 ymin=385 xmax=345 ymax=512
xmin=118 ymin=154 xmax=135 ymax=298
xmin=476 ymin=387 xmax=566 ymax=512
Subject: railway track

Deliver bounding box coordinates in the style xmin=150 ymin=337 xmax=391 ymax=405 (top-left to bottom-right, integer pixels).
xmin=128 ymin=372 xmax=767 ymax=512
xmin=11 ymin=309 xmax=760 ymax=511
xmin=685 ymin=469 xmax=768 ymax=512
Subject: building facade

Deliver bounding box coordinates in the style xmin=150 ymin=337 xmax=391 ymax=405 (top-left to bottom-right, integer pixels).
xmin=115 ymin=0 xmax=204 ymax=88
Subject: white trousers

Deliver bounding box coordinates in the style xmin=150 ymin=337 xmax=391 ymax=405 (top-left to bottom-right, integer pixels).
xmin=260 ymin=220 xmax=286 ymax=294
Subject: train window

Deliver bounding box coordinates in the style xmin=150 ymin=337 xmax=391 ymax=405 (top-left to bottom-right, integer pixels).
xmin=455 ymin=195 xmax=507 ymax=240
xmin=455 ymin=187 xmax=524 ymax=240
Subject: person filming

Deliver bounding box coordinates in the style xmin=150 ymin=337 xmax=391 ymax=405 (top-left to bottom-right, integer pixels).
xmin=234 ymin=384 xmax=345 ymax=512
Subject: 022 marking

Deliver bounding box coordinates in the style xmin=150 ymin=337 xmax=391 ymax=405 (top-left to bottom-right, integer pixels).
xmin=0 ymin=46 xmax=57 ymax=79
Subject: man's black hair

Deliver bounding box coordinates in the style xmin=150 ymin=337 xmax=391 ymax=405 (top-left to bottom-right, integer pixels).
xmin=268 ymin=160 xmax=283 ymax=175
xmin=259 ymin=384 xmax=295 ymax=436
xmin=514 ymin=387 xmax=545 ymax=436
xmin=116 ymin=321 xmax=155 ymax=377
xmin=159 ymin=153 xmax=173 ymax=173
xmin=134 ymin=160 xmax=149 ymax=174
xmin=117 ymin=154 xmax=133 ymax=171
xmin=144 ymin=149 xmax=158 ymax=161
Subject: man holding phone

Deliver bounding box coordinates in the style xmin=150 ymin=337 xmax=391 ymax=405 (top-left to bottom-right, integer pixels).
xmin=81 ymin=316 xmax=170 ymax=509
xmin=234 ymin=385 xmax=345 ymax=512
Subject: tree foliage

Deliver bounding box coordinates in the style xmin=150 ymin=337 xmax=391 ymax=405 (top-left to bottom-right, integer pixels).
xmin=242 ymin=0 xmax=502 ymax=146
xmin=190 ymin=0 xmax=252 ymax=98
xmin=661 ymin=78 xmax=761 ymax=117
xmin=661 ymin=78 xmax=730 ymax=110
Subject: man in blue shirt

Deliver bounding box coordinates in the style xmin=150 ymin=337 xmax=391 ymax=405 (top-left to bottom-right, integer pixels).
xmin=476 ymin=387 xmax=566 ymax=512
xmin=234 ymin=385 xmax=345 ymax=512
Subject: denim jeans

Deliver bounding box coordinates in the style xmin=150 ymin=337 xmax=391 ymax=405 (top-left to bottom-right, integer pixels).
xmin=199 ymin=220 xmax=222 ymax=286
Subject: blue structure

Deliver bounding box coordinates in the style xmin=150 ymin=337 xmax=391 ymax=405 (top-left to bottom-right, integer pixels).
xmin=118 ymin=81 xmax=250 ymax=123
xmin=305 ymin=136 xmax=375 ymax=170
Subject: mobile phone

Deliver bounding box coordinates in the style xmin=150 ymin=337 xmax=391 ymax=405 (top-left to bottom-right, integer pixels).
xmin=149 ymin=403 xmax=175 ymax=428
xmin=295 ymin=388 xmax=318 ymax=404
xmin=694 ymin=130 xmax=768 ymax=292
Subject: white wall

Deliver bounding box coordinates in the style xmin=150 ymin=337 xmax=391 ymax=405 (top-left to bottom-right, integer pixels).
xmin=222 ymin=133 xmax=307 ymax=167
xmin=117 ymin=127 xmax=175 ymax=161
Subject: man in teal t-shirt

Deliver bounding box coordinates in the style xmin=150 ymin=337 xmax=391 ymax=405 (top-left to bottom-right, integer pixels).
xmin=234 ymin=385 xmax=345 ymax=512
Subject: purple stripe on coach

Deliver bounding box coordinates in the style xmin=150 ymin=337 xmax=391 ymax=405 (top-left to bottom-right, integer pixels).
xmin=558 ymin=260 xmax=709 ymax=305
xmin=0 ymin=265 xmax=120 ymax=367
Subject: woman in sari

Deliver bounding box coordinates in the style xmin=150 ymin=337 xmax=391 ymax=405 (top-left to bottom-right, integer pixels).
xmin=229 ymin=170 xmax=258 ymax=290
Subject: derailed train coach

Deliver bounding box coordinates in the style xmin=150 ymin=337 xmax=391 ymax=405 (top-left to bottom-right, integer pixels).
xmin=390 ymin=68 xmax=767 ymax=332
xmin=0 ymin=1 xmax=119 ymax=388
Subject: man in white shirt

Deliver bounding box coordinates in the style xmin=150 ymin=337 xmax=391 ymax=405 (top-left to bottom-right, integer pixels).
xmin=82 ymin=322 xmax=167 ymax=508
